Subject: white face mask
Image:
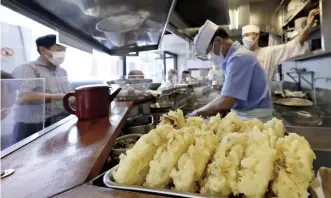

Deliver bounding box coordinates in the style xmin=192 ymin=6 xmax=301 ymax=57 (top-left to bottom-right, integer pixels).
xmin=168 ymin=74 xmax=177 ymax=83
xmin=46 ymin=50 xmax=66 ymax=66
xmin=212 ymin=64 xmax=220 ymax=70
xmin=209 ymin=51 xmax=224 ymax=66
xmin=242 ymin=35 xmax=256 ymax=50
xmin=208 ymin=42 xmax=224 ymax=66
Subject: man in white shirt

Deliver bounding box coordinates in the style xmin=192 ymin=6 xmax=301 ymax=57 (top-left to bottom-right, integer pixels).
xmin=242 ymin=8 xmax=319 ymax=81
xmin=157 ymin=69 xmax=178 ymax=91
xmin=12 ymin=34 xmax=70 ymax=142
xmin=207 ymin=55 xmax=225 ymax=86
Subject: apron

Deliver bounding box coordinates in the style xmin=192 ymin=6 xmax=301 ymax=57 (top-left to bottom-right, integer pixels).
xmin=231 ymin=108 xmax=274 ymax=123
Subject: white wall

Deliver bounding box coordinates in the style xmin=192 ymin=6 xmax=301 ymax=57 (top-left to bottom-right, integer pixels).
xmin=282 ymin=56 xmax=331 ymax=90
xmin=0 ymin=23 xmax=33 ymax=73
xmin=161 ymin=33 xmax=213 ymax=80
xmin=177 ymin=54 xmax=211 ymax=79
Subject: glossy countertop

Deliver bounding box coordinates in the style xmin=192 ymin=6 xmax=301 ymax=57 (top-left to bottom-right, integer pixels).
xmin=0 ymin=100 xmax=146 ymax=198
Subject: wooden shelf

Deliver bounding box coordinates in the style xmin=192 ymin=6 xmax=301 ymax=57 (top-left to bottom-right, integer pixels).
xmin=283 ymin=0 xmax=311 ymax=28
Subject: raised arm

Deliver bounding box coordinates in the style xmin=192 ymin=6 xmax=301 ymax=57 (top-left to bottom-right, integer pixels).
xmin=297 ymin=8 xmax=320 ymax=45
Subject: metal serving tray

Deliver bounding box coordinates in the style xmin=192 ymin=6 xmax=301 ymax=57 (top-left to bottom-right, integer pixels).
xmin=103 ymin=165 xmax=217 ymax=198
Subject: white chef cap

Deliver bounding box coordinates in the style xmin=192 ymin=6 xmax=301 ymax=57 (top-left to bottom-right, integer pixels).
xmin=193 ymin=20 xmax=219 ymax=54
xmin=242 ymin=25 xmax=260 ymax=36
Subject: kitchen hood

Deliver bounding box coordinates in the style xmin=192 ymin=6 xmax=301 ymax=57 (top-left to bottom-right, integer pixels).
xmin=168 ymin=0 xmax=283 ymax=41
xmin=2 ymin=0 xmax=176 ymax=55
xmin=168 ymin=0 xmax=230 ymax=39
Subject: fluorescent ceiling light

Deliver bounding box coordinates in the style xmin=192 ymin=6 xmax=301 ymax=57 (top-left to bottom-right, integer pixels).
xmin=229 ymin=9 xmax=239 ymax=30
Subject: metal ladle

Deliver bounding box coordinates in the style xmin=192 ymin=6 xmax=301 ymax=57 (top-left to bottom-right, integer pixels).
xmin=1 ymin=169 xmax=15 ymax=179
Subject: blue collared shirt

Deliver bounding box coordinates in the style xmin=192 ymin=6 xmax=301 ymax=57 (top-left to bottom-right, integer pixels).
xmin=221 ymin=41 xmax=272 ymax=110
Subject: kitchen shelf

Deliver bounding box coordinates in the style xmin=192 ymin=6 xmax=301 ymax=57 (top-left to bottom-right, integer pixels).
xmin=306 ymin=25 xmax=321 ymax=40
xmin=273 ymin=0 xmax=290 ymax=17
xmin=286 ymin=51 xmax=331 ymax=61
xmin=285 ymin=25 xmax=320 ymax=43
xmin=283 ymin=0 xmax=311 ymax=28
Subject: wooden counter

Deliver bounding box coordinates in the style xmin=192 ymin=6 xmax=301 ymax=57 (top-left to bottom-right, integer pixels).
xmin=1 ymin=98 xmax=153 ymax=198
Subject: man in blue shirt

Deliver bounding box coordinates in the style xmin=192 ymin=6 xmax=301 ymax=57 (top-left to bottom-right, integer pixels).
xmin=188 ymin=20 xmax=273 ymax=121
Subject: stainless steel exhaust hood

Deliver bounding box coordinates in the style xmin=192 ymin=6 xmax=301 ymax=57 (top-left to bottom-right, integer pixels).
xmin=2 ymin=0 xmax=176 ymax=55
xmin=168 ymin=0 xmax=230 ymax=39
xmin=168 ymin=0 xmax=282 ymax=40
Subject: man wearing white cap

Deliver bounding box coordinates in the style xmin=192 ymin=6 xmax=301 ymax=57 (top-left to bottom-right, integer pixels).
xmin=242 ymin=9 xmax=319 ymax=81
xmin=207 ymin=53 xmax=225 ymax=86
xmin=187 ymin=20 xmax=273 ymax=122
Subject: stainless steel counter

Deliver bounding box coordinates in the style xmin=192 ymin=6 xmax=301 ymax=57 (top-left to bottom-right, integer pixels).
xmin=285 ymin=126 xmax=331 ymax=151
xmin=273 ymin=103 xmax=331 ymax=128
xmin=285 ymin=127 xmax=331 ymax=174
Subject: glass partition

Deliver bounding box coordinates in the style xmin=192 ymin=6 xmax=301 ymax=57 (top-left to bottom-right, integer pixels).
xmin=1 ymin=78 xmax=46 ymax=150
xmin=126 ymin=51 xmax=164 ymax=83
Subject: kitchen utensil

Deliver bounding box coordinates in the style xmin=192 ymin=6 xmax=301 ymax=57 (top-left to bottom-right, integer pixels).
xmin=111 ymin=134 xmax=142 ymax=163
xmin=123 ymin=115 xmax=154 ymax=135
xmin=270 ymin=81 xmax=284 ymax=93
xmin=1 ymin=169 xmax=15 ymax=179
xmin=103 ymin=165 xmax=209 ymax=198
xmin=273 ymin=91 xmax=286 ymax=98
xmin=282 ymin=111 xmax=323 ymax=126
xmin=284 ymin=90 xmax=307 ymax=98
xmin=287 ymin=0 xmax=301 ymax=12
xmin=63 ymin=85 xmax=121 ymax=120
xmin=150 ymin=102 xmax=173 ymax=110
xmin=148 ymin=83 xmax=161 ymax=90
xmin=309 ymin=167 xmax=331 ymax=198
xmin=146 ymin=90 xmax=161 ymax=97
xmin=108 ymin=79 xmax=152 ymax=101
xmin=273 ymin=98 xmax=313 ymax=107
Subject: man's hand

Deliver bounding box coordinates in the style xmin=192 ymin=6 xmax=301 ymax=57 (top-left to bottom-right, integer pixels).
xmin=307 ymin=8 xmax=320 ymax=28
xmin=53 ymin=94 xmax=66 ymax=101
xmin=185 ymin=96 xmax=235 ymax=119
xmin=298 ymin=8 xmax=320 ymax=45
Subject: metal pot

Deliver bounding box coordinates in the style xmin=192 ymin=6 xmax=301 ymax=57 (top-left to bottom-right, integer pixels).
xmin=111 ymin=134 xmax=142 ymax=162
xmin=281 ymin=110 xmax=323 ymax=126
xmin=273 ymin=98 xmax=313 ymax=107
xmin=123 ymin=115 xmax=154 ymax=135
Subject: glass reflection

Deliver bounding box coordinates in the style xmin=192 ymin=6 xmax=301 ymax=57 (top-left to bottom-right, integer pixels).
xmin=1 ymin=78 xmax=46 ymax=150
xmin=34 ymin=0 xmax=173 ymax=49
xmin=68 ymin=127 xmax=78 ymax=144
xmin=0 ymin=6 xmax=122 ymax=153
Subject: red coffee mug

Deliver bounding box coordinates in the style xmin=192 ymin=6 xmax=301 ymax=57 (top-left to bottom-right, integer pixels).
xmin=63 ymin=85 xmax=121 ymax=120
